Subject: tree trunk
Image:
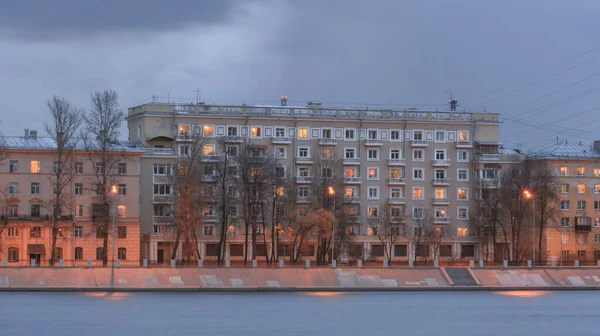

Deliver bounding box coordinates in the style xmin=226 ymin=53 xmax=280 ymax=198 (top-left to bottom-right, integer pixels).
xmin=171 ymin=229 xmax=181 ymax=261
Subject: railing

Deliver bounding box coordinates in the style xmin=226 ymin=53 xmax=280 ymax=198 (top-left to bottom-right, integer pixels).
xmin=343 ymin=197 xmax=360 ymax=203
xmin=297 ymin=196 xmax=310 ymax=203
xmin=224 ymin=136 xmax=244 ymax=142
xmin=202 ymin=215 xmax=217 ymax=222
xmin=387 ymin=159 xmax=406 ymax=165
xmin=432 ymin=159 xmax=450 ymax=166
xmin=388 ymin=197 xmax=406 ymax=204
xmin=296 ymin=157 xmax=313 ymax=163
xmin=364 ymin=139 xmax=383 ymax=146
xmin=271 ymin=137 xmax=293 ymax=143
xmin=144 ymin=148 xmax=175 ymax=156
xmin=411 ymin=140 xmax=427 ymax=146
xmin=153 ymin=224 xmax=175 ymax=235
xmin=432 ymin=178 xmax=450 ymax=184
xmin=432 ymin=198 xmax=450 ymax=204
xmin=318 ymin=138 xmax=337 ymax=145
xmin=387 ymin=178 xmax=406 ymax=184
xmin=455 ymin=141 xmax=473 ymax=147
xmin=343 ymin=158 xmax=361 ymax=164
xmin=344 ymin=177 xmax=362 ymax=184
xmin=0 ymin=215 xmax=63 ymax=221
xmin=153 ymin=216 xmax=174 ymax=224
xmin=296 ymin=176 xmax=312 ymax=183
xmin=202 ymin=174 xmax=217 ymax=182
xmin=575 ymin=224 xmax=592 ymax=232
xmin=434 ymin=217 xmax=451 ymax=223
xmin=201 ymin=155 xmax=220 ymax=162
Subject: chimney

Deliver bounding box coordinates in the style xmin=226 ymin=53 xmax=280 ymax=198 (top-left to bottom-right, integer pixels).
xmin=594 ymin=141 xmax=600 ymax=153
xmin=29 ymin=130 xmax=38 ymax=138
xmin=24 ymin=129 xmax=29 ymax=138
xmin=307 ymin=101 xmax=322 ymax=108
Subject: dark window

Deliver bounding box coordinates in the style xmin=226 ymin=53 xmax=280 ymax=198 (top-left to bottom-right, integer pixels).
xmin=255 ymin=244 xmax=267 ymax=257
xmin=30 ymin=204 xmax=40 ymax=217
xmin=277 ymin=244 xmax=291 ymax=257
xmin=8 ymin=247 xmax=18 ymax=262
xmin=348 ymin=244 xmax=363 ymax=257
xmin=96 ymin=247 xmax=104 ymax=261
xmin=461 ymin=244 xmax=475 ymax=258
xmin=230 ymin=244 xmax=244 ymax=257
xmin=118 ymin=248 xmax=127 ymax=260
xmin=301 ymin=244 xmax=315 ymax=256
xmin=394 ymin=244 xmax=407 ymax=257
xmin=117 ymin=226 xmax=127 ymax=239
xmin=206 ymin=244 xmax=219 ymax=257
xmin=371 ymin=245 xmax=384 ymax=257
xmin=416 ymin=244 xmax=429 ymax=257
xmin=29 ymin=227 xmax=41 ymax=238
xmin=96 ymin=228 xmax=106 ymax=239
xmin=440 ymin=245 xmax=453 ymax=257
xmin=75 ymin=247 xmax=83 ymax=260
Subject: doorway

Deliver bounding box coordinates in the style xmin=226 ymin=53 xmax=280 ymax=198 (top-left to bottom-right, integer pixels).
xmin=30 ymin=254 xmax=41 ymax=266
xmin=157 ymin=249 xmax=164 ymax=263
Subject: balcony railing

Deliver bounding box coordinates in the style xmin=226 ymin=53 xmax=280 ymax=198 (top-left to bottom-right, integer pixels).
xmin=387 ymin=159 xmax=406 ymax=165
xmin=575 ymin=224 xmax=592 ymax=232
xmin=296 ymin=176 xmax=312 ymax=183
xmin=202 ymin=174 xmax=217 ymax=182
xmin=201 ymin=155 xmax=220 ymax=162
xmin=455 ymin=141 xmax=473 ymax=148
xmin=364 ymin=139 xmax=383 ymax=146
xmin=153 ymin=224 xmax=174 ymax=235
xmin=224 ymin=136 xmax=244 ymax=143
xmin=432 ymin=198 xmax=450 ymax=204
xmin=432 ymin=159 xmax=451 ymax=166
xmin=318 ymin=138 xmax=337 ymax=145
xmin=296 ymin=157 xmax=313 ymax=164
xmin=344 ymin=177 xmax=362 ymax=184
xmin=411 ymin=140 xmax=428 ymax=147
xmin=387 ymin=178 xmax=406 ymax=184
xmin=153 ymin=216 xmax=174 ymax=224
xmin=271 ymin=137 xmax=293 ymax=144
xmin=0 ymin=214 xmax=61 ymax=221
xmin=432 ymin=178 xmax=451 ymax=185
xmin=297 ymin=196 xmax=310 ymax=203
xmin=343 ymin=158 xmax=361 ymax=165
xmin=343 ymin=196 xmax=360 ymax=203
xmin=203 ymin=215 xmax=217 ymax=222
xmin=434 ymin=217 xmax=451 ymax=224
xmin=388 ymin=197 xmax=406 ymax=204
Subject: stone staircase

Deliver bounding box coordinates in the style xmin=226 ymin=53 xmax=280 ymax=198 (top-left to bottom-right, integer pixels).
xmin=445 ymin=268 xmax=477 ymax=286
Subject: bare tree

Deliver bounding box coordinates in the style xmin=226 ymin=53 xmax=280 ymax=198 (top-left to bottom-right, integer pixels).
xmin=529 ymin=159 xmax=560 ymax=262
xmin=81 ymin=89 xmax=126 ymax=266
xmin=0 ymin=183 xmax=15 ymax=253
xmin=0 ymin=122 xmax=6 ymax=164
xmin=371 ymin=203 xmax=406 ymax=264
xmin=410 ymin=207 xmax=434 ymax=265
xmin=214 ymin=138 xmax=238 ymax=264
xmin=44 ymin=96 xmax=82 ymax=265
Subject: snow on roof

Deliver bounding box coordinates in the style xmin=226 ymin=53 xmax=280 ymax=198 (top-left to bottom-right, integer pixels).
xmin=536 ymin=140 xmax=600 ymax=160
xmin=2 ymin=136 xmax=144 ymax=153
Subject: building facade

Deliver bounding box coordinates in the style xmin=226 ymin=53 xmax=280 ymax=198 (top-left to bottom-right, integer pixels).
xmin=127 ymin=101 xmax=501 ymax=263
xmin=0 ymin=132 xmax=143 ymax=266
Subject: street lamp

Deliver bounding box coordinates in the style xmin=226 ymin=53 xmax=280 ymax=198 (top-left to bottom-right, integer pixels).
xmin=110 ymin=185 xmax=118 ymax=289
xmin=523 ymin=190 xmax=535 ymax=266
xmin=328 ymin=186 xmax=336 ymax=264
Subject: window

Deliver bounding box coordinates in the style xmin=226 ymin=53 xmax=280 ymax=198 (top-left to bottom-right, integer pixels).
xmin=435 ymin=169 xmax=446 ymax=179
xmin=413 ymin=131 xmax=423 ymax=141
xmin=321 ymin=148 xmax=333 ymax=159
xmin=96 ymin=248 xmax=104 ymax=261
xmin=31 ymin=182 xmax=40 ymax=195
xmin=560 ymin=166 xmax=569 ymax=176
xmin=75 ymin=162 xmax=83 ymax=174
xmin=390 ymin=188 xmax=403 ymax=198
xmin=203 ymin=145 xmax=215 ymax=156
xmin=298 ymin=147 xmax=309 ymax=157
xmin=7 ymin=227 xmax=18 ymax=237
xmin=413 ymin=149 xmax=423 ymax=161
xmin=226 ymin=145 xmax=238 ymax=157
xmin=345 ymin=129 xmax=355 ymax=140
xmin=368 ymin=207 xmax=378 ymax=218
xmin=578 ymin=233 xmax=587 ymax=244
xmin=322 ymin=128 xmax=332 ymax=139
xmin=75 ymin=247 xmax=83 ymax=260
xmin=75 ymin=205 xmax=83 ymax=217
xmin=203 ymin=125 xmax=214 ymax=136
xmin=118 ymin=184 xmax=126 ymax=196
xmin=368 ymin=168 xmax=379 ymax=180
xmin=344 ymin=187 xmax=356 ymax=198
xmin=75 ymin=226 xmax=83 ymax=238
xmin=457 ymin=169 xmax=468 ymax=181
xmin=595 ymin=168 xmax=600 ymax=177
xmin=458 ymin=131 xmax=468 ymax=142
xmin=561 ymin=234 xmax=569 ymax=244
xmin=30 ymin=160 xmax=40 ymax=174
xmin=117 ymin=226 xmax=127 ymax=239
xmin=153 ymin=184 xmax=172 ymax=195
xmin=558 ymin=217 xmax=570 ymax=227
xmin=578 ymin=184 xmax=586 ymax=194
xmin=368 ymin=187 xmax=379 ymax=200
xmin=390 ymin=149 xmax=401 ymax=160
xmin=413 ymin=168 xmax=424 ymax=180
xmin=153 ymin=164 xmax=172 ymax=175
xmin=595 ymin=184 xmax=600 ymax=194
xmin=456 ymin=207 xmax=468 ymax=220
xmin=179 ymin=145 xmax=190 ymax=156
xmin=118 ymin=163 xmax=127 ymax=175
xmin=73 ymin=183 xmax=83 ymax=196
xmin=298 ymin=128 xmax=309 ymax=139
xmin=9 ymin=160 xmax=18 ymax=173
xmin=390 ymin=207 xmax=403 ymax=218
xmin=118 ymin=248 xmax=127 ymax=260
xmin=596 ymin=201 xmax=600 ymax=211
xmin=458 ymin=227 xmax=468 ymax=237
xmin=413 ymin=207 xmax=424 ymax=219
xmin=203 ymin=225 xmax=214 ymax=236
xmin=561 ymin=200 xmax=570 ymax=210
xmin=345 ymin=148 xmax=355 ymax=159
xmin=390 ymin=130 xmax=401 ymax=140
xmin=117 ymin=205 xmax=126 ymax=218
xmin=435 ymin=131 xmax=445 ymax=142
xmin=561 ymin=184 xmax=570 ymax=193
xmin=367 ymin=149 xmax=378 ymax=160
xmin=389 ymin=168 xmax=404 ymax=178
xmin=435 ymin=188 xmax=447 ymax=200
xmin=298 ymin=187 xmax=309 ymax=197
xmin=596 ymin=234 xmax=600 ymax=244
xmin=95 ymin=163 xmax=104 ymax=174
xmin=435 ymin=208 xmax=446 ymax=218
xmin=8 ymin=248 xmax=18 ymax=262
xmin=8 ymin=182 xmax=18 ymax=195
xmin=367 ymin=129 xmax=378 ymax=140
xmin=578 ymin=200 xmax=586 ymax=211
xmin=8 ymin=205 xmax=18 ymax=218
xmin=275 ymin=127 xmax=285 ymax=137
xmin=457 ymin=188 xmax=468 ymax=200
xmin=53 ymin=161 xmax=60 ymax=173
xmin=413 ymin=187 xmax=424 ymax=200
xmin=30 ymin=204 xmax=40 ymax=217
xmin=54 ymin=247 xmax=63 ymax=260
xmin=275 ymin=147 xmax=286 ymax=159
xmin=435 ymin=150 xmax=446 ymax=160
xmin=457 ymin=151 xmax=469 ymax=162
xmin=178 ymin=125 xmax=190 ymax=135
xmin=228 ymin=126 xmax=238 ymax=136
xmin=251 ymin=127 xmax=261 ymax=137
xmin=30 ymin=227 xmax=41 ymax=238
xmin=298 ymin=167 xmax=310 ymax=178
xmin=344 ymin=167 xmax=356 ymax=178
xmin=276 ymin=167 xmax=285 ymax=178
xmin=95 ymin=184 xmax=103 ymax=196
xmin=577 ymin=167 xmax=586 ymax=176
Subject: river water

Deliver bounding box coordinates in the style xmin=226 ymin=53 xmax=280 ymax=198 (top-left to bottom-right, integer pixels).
xmin=0 ymin=291 xmax=595 ymax=336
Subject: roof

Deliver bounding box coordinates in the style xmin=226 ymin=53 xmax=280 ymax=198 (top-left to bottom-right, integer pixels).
xmin=2 ymin=136 xmax=145 ymax=153
xmin=536 ymin=140 xmax=600 ymax=160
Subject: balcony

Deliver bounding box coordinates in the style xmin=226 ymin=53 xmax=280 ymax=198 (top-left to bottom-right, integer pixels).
xmin=153 ymin=195 xmax=173 ymax=203
xmin=153 ymin=216 xmax=174 ymax=224
xmin=343 ymin=158 xmax=361 ymax=165
xmin=434 ymin=217 xmax=451 ymax=224
xmin=344 ymin=177 xmax=362 ymax=184
xmin=175 ymin=134 xmax=195 ymax=142
xmin=318 ymin=138 xmax=337 ymax=146
xmin=296 ymin=157 xmax=313 ymax=164
xmin=297 ymin=196 xmax=310 ymax=203
xmin=203 ymin=215 xmax=217 ymax=222
xmin=387 ymin=159 xmax=406 ymax=166
xmin=272 ymin=137 xmax=293 ymax=144
xmin=202 ymin=174 xmax=217 ymax=182
xmin=201 ymin=155 xmax=220 ymax=162
xmin=411 ymin=140 xmax=428 ymax=147
xmin=575 ymin=223 xmax=592 ymax=232
xmin=0 ymin=214 xmax=54 ymax=221
xmin=475 ymin=153 xmax=500 ymax=162
xmin=296 ymin=176 xmax=312 ymax=184
xmin=345 ymin=215 xmax=360 ymax=222
xmin=432 ymin=198 xmax=450 ymax=205
xmin=432 ymin=159 xmax=451 ymax=167
xmin=432 ymin=178 xmax=451 ymax=185
xmin=388 ymin=197 xmax=406 ymax=204
xmin=153 ymin=224 xmax=175 ymax=235
xmin=387 ymin=178 xmax=406 ymax=185
xmin=224 ymin=136 xmax=244 ymax=143
xmin=343 ymin=196 xmax=360 ymax=203
xmin=364 ymin=139 xmax=383 ymax=146
xmin=455 ymin=141 xmax=473 ymax=148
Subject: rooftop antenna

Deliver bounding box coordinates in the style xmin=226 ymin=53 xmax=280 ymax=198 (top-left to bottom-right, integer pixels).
xmin=195 ymin=87 xmax=201 ymax=104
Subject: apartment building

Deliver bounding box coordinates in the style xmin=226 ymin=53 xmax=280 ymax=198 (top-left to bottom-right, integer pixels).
xmin=0 ymin=131 xmax=143 ymax=266
xmin=539 ymin=140 xmax=600 ymax=262
xmin=127 ymin=101 xmax=501 ymax=262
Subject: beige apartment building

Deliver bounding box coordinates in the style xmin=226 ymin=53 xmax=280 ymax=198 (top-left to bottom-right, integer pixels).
xmin=0 ymin=132 xmax=143 ymax=266
xmin=127 ymin=100 xmax=501 ymax=263
xmin=539 ymin=140 xmax=600 ymax=263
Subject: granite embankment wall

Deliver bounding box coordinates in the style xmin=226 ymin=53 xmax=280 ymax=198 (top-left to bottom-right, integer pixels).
xmin=2 ymin=267 xmax=600 ymax=291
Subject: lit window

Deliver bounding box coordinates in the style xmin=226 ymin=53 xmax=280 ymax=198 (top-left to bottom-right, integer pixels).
xmin=435 ymin=188 xmax=446 ymax=199
xmin=413 ymin=188 xmax=424 ymax=200
xmin=178 ymin=125 xmax=189 ymax=135
xmin=322 ymin=148 xmax=333 ymax=159
xmin=457 ymin=188 xmax=468 ymax=200
xmin=458 ymin=228 xmax=467 ymax=237
xmin=390 ymin=168 xmax=403 ymax=178
xmin=368 ymin=207 xmax=378 ymax=218
xmin=203 ymin=145 xmax=214 ymax=156
xmin=298 ymin=128 xmax=309 ymax=139
xmin=560 ymin=166 xmax=569 ymax=176
xmin=561 ymin=184 xmax=570 ymax=193
xmin=117 ymin=205 xmax=126 ymax=218
xmin=251 ymin=127 xmax=261 ymax=137
xmin=203 ymin=125 xmax=214 ymax=136
xmin=458 ymin=131 xmax=468 ymax=142
xmin=344 ymin=168 xmax=356 ymax=178
xmin=276 ymin=187 xmax=285 ymax=197
xmin=577 ymin=167 xmax=586 ymax=176
xmin=368 ymin=168 xmax=378 ymax=180
xmin=595 ymin=168 xmax=600 ymax=177
xmin=30 ymin=160 xmax=40 ymax=174
xmin=275 ymin=147 xmax=286 ymax=159
xmin=458 ymin=207 xmax=468 ymax=219
xmin=578 ymin=184 xmax=586 ymax=194
xmin=595 ymin=184 xmax=600 ymax=194
xmin=435 ymin=208 xmax=446 ymax=218
xmin=345 ymin=187 xmax=355 ymax=197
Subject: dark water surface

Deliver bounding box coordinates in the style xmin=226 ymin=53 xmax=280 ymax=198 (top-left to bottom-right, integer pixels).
xmin=0 ymin=291 xmax=596 ymax=336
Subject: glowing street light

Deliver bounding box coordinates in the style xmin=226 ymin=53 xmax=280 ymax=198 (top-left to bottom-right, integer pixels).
xmin=328 ymin=186 xmax=336 ymax=265
xmin=110 ymin=185 xmax=118 ymax=289
xmin=523 ymin=189 xmax=535 ymax=265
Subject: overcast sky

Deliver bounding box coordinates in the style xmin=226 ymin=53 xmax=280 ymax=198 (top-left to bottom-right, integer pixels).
xmin=1 ymin=0 xmax=599 ymax=150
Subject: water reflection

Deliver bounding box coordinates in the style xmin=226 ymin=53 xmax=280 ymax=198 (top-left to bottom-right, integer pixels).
xmin=494 ymin=290 xmax=552 ymax=298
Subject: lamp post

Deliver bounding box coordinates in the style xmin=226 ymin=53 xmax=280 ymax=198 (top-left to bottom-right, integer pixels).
xmin=110 ymin=185 xmax=118 ymax=289
xmin=523 ymin=190 xmax=535 ymax=266
xmin=328 ymin=186 xmax=336 ymax=264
